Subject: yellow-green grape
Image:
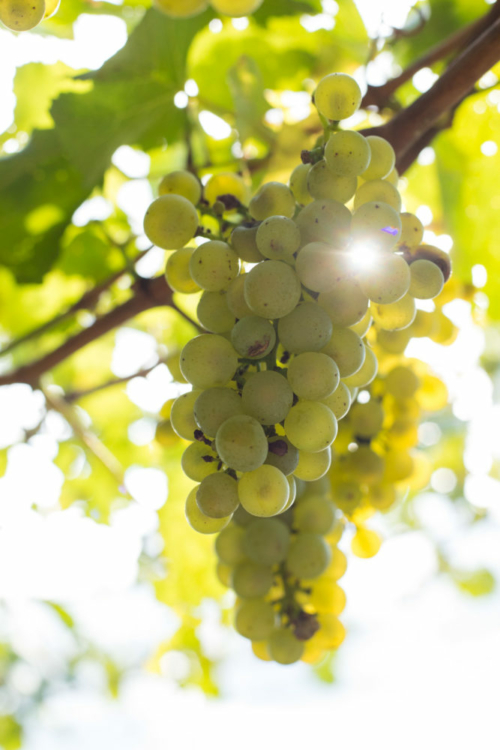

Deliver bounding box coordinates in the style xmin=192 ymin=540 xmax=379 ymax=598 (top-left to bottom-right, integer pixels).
xmin=196 ymin=472 xmax=240 ymax=518
xmin=232 ymin=562 xmax=274 ymax=599
xmin=416 ymin=374 xmax=448 ymax=411
xmin=342 ymin=344 xmax=378 ymax=387
xmin=155 ymin=420 xmax=178 ymax=448
xmin=370 ymin=293 xmax=416 ymax=331
xmin=314 ymin=613 xmax=346 ymax=649
xmin=234 ymin=599 xmax=275 ymax=641
xmin=252 ymin=641 xmax=272 ymax=661
xmin=197 ymin=291 xmax=235 ymax=333
xmin=215 ymin=525 xmax=246 ymax=566
xmin=384 ymin=166 xmax=399 ymax=187
xmin=398 ymin=213 xmax=424 ymax=250
xmin=249 ymin=182 xmax=296 ymax=221
xmin=278 ymin=301 xmax=333 ymax=354
xmin=243 ymin=518 xmax=290 ymax=565
xmin=295 ymin=243 xmax=351 ymax=294
xmin=215 ymin=415 xmax=268 ymax=472
xmin=289 ymin=163 xmax=313 ymax=206
xmin=428 ymin=311 xmax=456 ymax=345
xmin=185 ymin=487 xmax=230 ymax=534
xmin=217 ymin=562 xmax=232 ymax=587
xmin=358 ymin=252 xmax=410 ymax=304
xmin=408 ymin=259 xmax=445 ymax=299
xmin=411 ymin=245 xmax=452 ymax=282
xmin=143 ymin=195 xmax=198 ymax=250
xmin=189 ymin=240 xmax=239 ymax=292
xmin=344 ymin=446 xmax=384 ymax=484
xmin=211 ymin=0 xmax=264 ymax=16
xmin=385 ymin=365 xmax=420 ymax=399
xmin=233 ymin=505 xmax=255 ymax=527
xmin=244 ymin=260 xmax=301 ymax=319
xmin=256 ymin=216 xmax=301 ymax=262
xmin=322 ymin=326 xmax=365 ymax=378
xmin=268 ymin=629 xmax=304 ymax=665
xmin=295 ymin=199 xmax=351 ymax=247
xmin=242 ymin=371 xmax=294 ymax=425
xmin=154 ymin=0 xmax=208 ymax=17
xmin=354 ymin=179 xmax=402 ymax=212
xmin=351 ymin=528 xmax=382 ymax=558
xmin=284 ymin=401 xmax=338 ymax=453
xmin=324 ymin=546 xmax=348 ymax=580
xmin=230 ymin=225 xmax=264 ymax=263
xmin=204 ymin=172 xmax=249 ymax=206
xmin=308 ymin=580 xmax=346 ymax=615
xmin=368 ymin=482 xmax=396 ymax=511
xmin=165 ymin=248 xmax=200 ymax=294
xmin=317 ymin=277 xmax=369 ymax=328
xmin=386 ymin=418 xmax=418 ymax=450
xmin=313 ymin=73 xmax=362 ymax=121
xmin=324 ymin=130 xmax=371 ymax=177
xmin=238 ymin=465 xmax=289 ymax=517
xmin=350 ymin=308 xmax=372 ymax=337
xmin=307 ymin=160 xmax=357 ymax=203
xmin=265 ymin=437 xmax=299 ymax=477
xmin=351 ymin=201 xmax=402 ymax=250
xmin=226 ymin=275 xmax=253 ymax=319
xmin=377 ymin=327 xmax=412 ymax=354
xmin=287 ymin=352 xmax=340 ymax=401
xmin=294 ymin=494 xmax=335 ymax=534
xmin=43 ymin=0 xmax=59 ymax=18
xmin=321 ymin=381 xmax=351 ymax=420
xmin=0 ymin=0 xmax=45 ymax=29
xmin=349 ymin=400 xmax=384 ymax=438
xmin=361 ymin=136 xmax=396 ymax=181
xmin=231 ymin=316 xmax=276 ymax=359
xmin=284 ymin=475 xmax=297 ymax=510
xmin=170 ymin=390 xmax=202 ymax=440
xmin=331 ymin=479 xmax=362 ymax=514
xmin=294 ymin=447 xmax=332 ymax=481
xmin=180 ymin=335 xmax=238 ymax=388
xmin=194 ymin=388 xmax=244 ymax=437
xmin=409 ymin=309 xmax=436 ymax=338
xmin=286 ymin=533 xmax=331 ymax=579
xmin=159 ymin=170 xmax=202 ymax=205
xmin=181 ymin=441 xmax=218 ymax=482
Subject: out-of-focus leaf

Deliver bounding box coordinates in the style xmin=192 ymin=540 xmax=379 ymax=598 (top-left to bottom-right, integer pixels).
xmin=0 ymin=715 xmax=22 ymax=750
xmin=45 ymin=601 xmax=75 ymax=629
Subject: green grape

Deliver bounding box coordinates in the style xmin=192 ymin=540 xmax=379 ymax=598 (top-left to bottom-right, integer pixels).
xmin=232 ymin=504 xmax=255 ymax=527
xmin=370 ymin=293 xmax=416 ymax=331
xmin=242 ymin=371 xmax=293 ymax=425
xmin=215 ymin=524 xmax=247 ymax=565
xmin=368 ymin=482 xmax=397 ymax=511
xmin=294 ymin=447 xmax=332 ymax=482
xmin=350 ymin=308 xmax=372 ymax=337
xmin=384 ymin=166 xmax=399 ymax=187
xmin=351 ymin=201 xmax=402 ymax=251
xmin=284 ymin=475 xmax=297 ymax=510
xmin=284 ymin=401 xmax=338 ymax=453
xmin=377 ymin=327 xmax=411 ymax=354
xmin=244 ymin=260 xmax=301 ymax=319
xmin=217 ymin=562 xmax=231 ymax=587
xmin=324 ymin=130 xmax=371 ymax=177
xmin=409 ymin=310 xmax=437 ymax=338
xmin=234 ymin=599 xmax=275 ymax=641
xmin=342 ymin=344 xmax=378 ymax=387
xmin=277 ymin=301 xmax=333 ymax=354
xmin=409 ymin=259 xmax=445 ymax=299
xmin=230 ymin=225 xmax=264 ymax=263
xmin=322 ymin=327 xmax=365 ymax=378
xmin=197 ymin=291 xmax=235 ymax=333
xmin=154 ymin=0 xmax=208 ymax=17
xmin=181 ymin=441 xmax=218 ymax=482
xmin=398 ymin=213 xmax=424 ymax=250
xmin=358 ymin=252 xmax=410 ymax=304
xmin=185 ymin=487 xmax=230 ymax=534
xmin=165 ymin=248 xmax=200 ymax=294
xmin=295 ymin=243 xmax=351 ymax=294
xmin=286 ymin=533 xmax=331 ymax=579
xmin=143 ymin=195 xmax=198 ymax=250
xmin=295 ymin=199 xmax=351 ymax=247
xmin=268 ymin=629 xmax=304 ymax=665
xmin=265 ymin=437 xmax=299 ymax=477
xmin=385 ymin=365 xmax=420 ymax=399
xmin=308 ymin=580 xmax=346 ymax=615
xmin=189 ymin=240 xmax=239 ymax=292
xmin=211 ymin=0 xmax=263 ymax=16
xmin=313 ymin=73 xmax=362 ymax=121
xmin=232 ymin=562 xmax=274 ymax=599
xmin=317 ymin=277 xmax=369 ymax=328
xmin=180 ymin=335 xmax=238 ymax=388
xmin=204 ymin=172 xmax=249 ymax=206
xmin=307 ymin=160 xmax=357 ymax=203
xmin=158 ymin=170 xmax=202 ymax=205
xmin=171 ymin=389 xmax=202 ymax=440
xmin=293 ymin=495 xmax=335 ymax=535
xmin=238 ymin=465 xmax=290 ymax=517
xmin=215 ymin=415 xmax=268 ymax=472
xmin=354 ymin=179 xmax=402 ymax=212
xmin=289 ymin=163 xmax=312 ymax=206
xmin=226 ymin=275 xmax=253 ymax=319
xmin=361 ymin=136 xmax=396 ymax=181
xmin=321 ymin=381 xmax=351 ymax=420
xmin=249 ymin=182 xmax=296 ymax=221
xmin=196 ymin=472 xmax=240 ymax=518
xmin=0 ymin=0 xmax=45 ymax=29
xmin=43 ymin=0 xmax=60 ymax=19
xmin=349 ymin=400 xmax=384 ymax=438
xmin=256 ymin=216 xmax=301 ymax=262
xmin=331 ymin=480 xmax=363 ymax=514
xmin=243 ymin=518 xmax=291 ymax=565
xmin=194 ymin=387 xmax=244 ymax=437
xmin=287 ymin=352 xmax=340 ymax=401
xmin=231 ymin=316 xmax=276 ymax=359
xmin=412 ymin=245 xmax=452 ymax=282
xmin=344 ymin=446 xmax=384 ymax=484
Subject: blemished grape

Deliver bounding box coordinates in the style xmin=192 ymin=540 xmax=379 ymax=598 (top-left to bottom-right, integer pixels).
xmin=286 ymin=533 xmax=332 ymax=579
xmin=385 ymin=365 xmax=420 ymax=399
xmin=409 ymin=259 xmax=445 ymax=299
xmin=398 ymin=213 xmax=424 ymax=250
xmin=242 ymin=370 xmax=294 ymax=425
xmin=0 ymin=0 xmax=45 ymax=29
xmin=238 ymin=465 xmax=289 ymax=517
xmin=180 ymin=335 xmax=238 ymax=388
xmin=294 ymin=494 xmax=336 ymax=535
xmin=354 ymin=179 xmax=402 ymax=212
xmin=284 ymin=401 xmax=338 ymax=453
xmin=215 ymin=525 xmax=246 ymax=566
xmin=181 ymin=441 xmax=218 ymax=482
xmin=295 ymin=199 xmax=351 ymax=247
xmin=234 ymin=599 xmax=275 ymax=641
xmin=370 ymin=293 xmax=416 ymax=331
xmin=361 ymin=136 xmax=396 ymax=181
xmin=256 ymin=216 xmax=301 ymax=262
xmin=196 ymin=473 xmax=240 ymax=518
xmin=277 ymin=302 xmax=333 ymax=354
xmin=322 ymin=326 xmax=365 ymax=378
xmin=342 ymin=344 xmax=378 ymax=387
xmin=321 ymin=381 xmax=351 ymax=420
xmin=159 ymin=170 xmax=202 ymax=205
xmin=197 ymin=291 xmax=235 ymax=333
xmin=244 ymin=260 xmax=301 ymax=319
xmin=143 ymin=195 xmax=198 ymax=250
xmin=189 ymin=241 xmax=239 ymax=292
xmin=154 ymin=0 xmax=208 ymax=17
xmin=243 ymin=518 xmax=290 ymax=565
xmin=230 ymin=225 xmax=264 ymax=263
xmin=295 ymin=243 xmax=353 ymax=294
xmin=358 ymin=252 xmax=411 ymax=304
xmin=324 ymin=130 xmax=371 ymax=177
xmin=171 ymin=390 xmax=202 ymax=440
xmin=204 ymin=172 xmax=249 ymax=206
xmin=289 ymin=163 xmax=312 ymax=206
xmin=265 ymin=437 xmax=299 ymax=477
xmin=194 ymin=388 xmax=244 ymax=437
xmin=249 ymin=182 xmax=296 ymax=221
xmin=215 ymin=415 xmax=268 ymax=472
xmin=211 ymin=0 xmax=264 ymax=16
xmin=231 ymin=316 xmax=276 ymax=359
xmin=411 ymin=245 xmax=452 ymax=282
xmin=185 ymin=487 xmax=230 ymax=534
xmin=351 ymin=201 xmax=402 ymax=250
xmin=307 ymin=160 xmax=357 ymax=203
xmin=313 ymin=73 xmax=362 ymax=121
xmin=268 ymin=629 xmax=304 ymax=665
xmin=226 ymin=275 xmax=253 ymax=319
xmin=294 ymin=447 xmax=332 ymax=481
xmin=317 ymin=277 xmax=369 ymax=328
xmin=232 ymin=562 xmax=274 ymax=599
xmin=349 ymin=400 xmax=384 ymax=438
xmin=287 ymin=352 xmax=340 ymax=401
xmin=165 ymin=248 xmax=200 ymax=295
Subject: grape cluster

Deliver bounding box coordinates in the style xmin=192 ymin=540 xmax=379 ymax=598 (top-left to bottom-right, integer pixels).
xmin=0 ymin=0 xmax=59 ymax=31
xmin=154 ymin=0 xmax=264 ymax=20
xmin=143 ymin=71 xmax=454 ymax=665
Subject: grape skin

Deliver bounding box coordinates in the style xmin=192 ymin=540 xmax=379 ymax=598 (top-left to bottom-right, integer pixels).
xmin=321 ymin=381 xmax=351 ymax=420
xmin=277 ymin=302 xmax=333 ymax=354
xmin=215 ymin=525 xmax=246 ymax=566
xmin=244 ymin=260 xmax=301 ymax=319
xmin=154 ymin=0 xmax=208 ymax=17
xmin=231 ymin=225 xmax=264 ymax=263
xmin=361 ymin=136 xmax=396 ymax=181
xmin=351 ymin=201 xmax=402 ymax=251
xmin=189 ymin=241 xmax=240 ymax=292
xmin=354 ymin=179 xmax=402 ymax=212
xmin=249 ymin=182 xmax=296 ymax=221
xmin=289 ymin=163 xmax=313 ymax=206
xmin=284 ymin=401 xmax=338 ymax=453
xmin=204 ymin=172 xmax=249 ymax=206
xmin=324 ymin=130 xmax=371 ymax=177
xmin=181 ymin=442 xmax=218 ymax=482
xmin=0 ymin=0 xmax=46 ymax=30
xmin=243 ymin=518 xmax=290 ymax=565
xmin=241 ymin=370 xmax=294 ymax=426
xmin=370 ymin=293 xmax=416 ymax=331
xmin=196 ymin=472 xmax=240 ymax=518
xmin=232 ymin=562 xmax=274 ymax=599
xmin=287 ymin=352 xmax=340 ymax=401
xmin=231 ymin=316 xmax=276 ymax=359
xmin=215 ymin=415 xmax=269 ymax=472
xmin=197 ymin=291 xmax=235 ymax=333
xmin=235 ymin=599 xmax=275 ymax=641
xmin=268 ymin=629 xmax=304 ymax=665
xmin=294 ymin=447 xmax=332 ymax=482
xmin=322 ymin=326 xmax=365 ymax=378
xmin=211 ymin=0 xmax=264 ymax=17
xmin=185 ymin=487 xmax=230 ymax=534
xmin=295 ymin=199 xmax=351 ymax=247
xmin=307 ymin=160 xmax=357 ymax=203
xmin=313 ymin=73 xmax=362 ymax=121
xmin=358 ymin=252 xmax=410 ymax=305
xmin=159 ymin=170 xmax=202 ymax=205
xmin=238 ymin=465 xmax=290 ymax=517
xmin=409 ymin=259 xmax=445 ymax=299
xmin=194 ymin=388 xmax=244 ymax=438
xmin=165 ymin=248 xmax=200 ymax=295
xmin=342 ymin=344 xmax=378 ymax=388
xmin=286 ymin=533 xmax=332 ymax=579
xmin=256 ymin=216 xmax=301 ymax=262
xmin=143 ymin=195 xmax=198 ymax=250
xmin=180 ymin=335 xmax=238 ymax=389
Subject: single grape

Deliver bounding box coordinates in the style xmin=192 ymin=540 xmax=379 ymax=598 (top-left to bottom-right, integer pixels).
xmin=180 ymin=335 xmax=238 ymax=388
xmin=351 ymin=528 xmax=382 ymax=558
xmin=204 ymin=172 xmax=249 ymax=206
xmin=384 ymin=166 xmax=399 ymax=187
xmin=377 ymin=327 xmax=412 ymax=354
xmin=226 ymin=275 xmax=253 ymax=319
xmin=232 ymin=562 xmax=274 ymax=599
xmin=307 ymin=580 xmax=346 ymax=616
xmin=284 ymin=401 xmax=338 ymax=453
xmin=321 ymin=381 xmax=351 ymax=420
xmin=234 ymin=599 xmax=275 ymax=641
xmin=217 ymin=562 xmax=232 ymax=587
xmin=368 ymin=482 xmax=397 ymax=511
xmin=313 ymin=73 xmax=362 ymax=121
xmin=321 ymin=326 xmax=365 ymax=378
xmin=154 ymin=0 xmax=208 ymax=17
xmin=197 ymin=291 xmax=235 ymax=333
xmin=323 ymin=546 xmax=348 ymax=580
xmin=165 ymin=248 xmax=200 ymax=294
xmin=315 ymin=613 xmax=346 ymax=649
xmin=408 ymin=259 xmax=445 ymax=299
xmin=242 ymin=370 xmax=294 ymax=426
xmin=307 ymin=160 xmax=357 ymax=203
xmin=354 ymin=179 xmax=402 ymax=212
xmin=265 ymin=437 xmax=300 ymax=477
xmin=289 ymin=163 xmax=313 ymax=206
xmin=295 ymin=243 xmax=352 ymax=293
xmin=287 ymin=352 xmax=340 ymax=401
xmin=232 ymin=505 xmax=255 ymax=528
xmin=244 ymin=260 xmax=301 ymax=319
xmin=370 ymin=293 xmax=416 ymax=331
xmin=231 ymin=316 xmax=276 ymax=359
xmin=249 ymin=182 xmax=296 ymax=221
xmin=194 ymin=388 xmax=243 ymax=438
xmin=293 ymin=494 xmax=336 ymax=535
xmin=268 ymin=629 xmax=304 ymax=665
xmin=398 ymin=213 xmax=424 ymax=250
xmin=342 ymin=446 xmax=384 ymax=484
xmin=277 ymin=301 xmax=333 ymax=354
xmin=170 ymin=389 xmax=202 ymax=440
xmin=215 ymin=415 xmax=268 ymax=472
xmin=215 ymin=524 xmax=247 ymax=566
xmin=286 ymin=533 xmax=331 ymax=579
xmin=143 ymin=195 xmax=198 ymax=250
xmin=185 ymin=487 xmax=230 ymax=534
xmin=294 ymin=447 xmax=332 ymax=482
xmin=256 ymin=216 xmax=301 ymax=262
xmin=295 ymin=199 xmax=351 ymax=247
xmin=351 ymin=201 xmax=402 ymax=250
xmin=349 ymin=400 xmax=384 ymax=438
xmin=349 ymin=308 xmax=372 ymax=337
xmin=317 ymin=277 xmax=369 ymax=328
xmin=211 ymin=0 xmax=264 ymax=17
xmin=196 ymin=472 xmax=240 ymax=518
xmin=358 ymin=252 xmax=410 ymax=304
xmin=342 ymin=344 xmax=378 ymax=387
xmin=385 ymin=365 xmax=420 ymax=399
xmin=0 ymin=0 xmax=45 ymax=29
xmin=324 ymin=130 xmax=371 ymax=177
xmin=243 ymin=518 xmax=291 ymax=565
xmin=189 ymin=240 xmax=239 ymax=292
xmin=181 ymin=441 xmax=218 ymax=482
xmin=416 ymin=374 xmax=448 ymax=411
xmin=230 ymin=224 xmax=264 ymax=263
xmin=411 ymin=245 xmax=452 ymax=282
xmin=361 ymin=136 xmax=395 ymax=181
xmin=43 ymin=0 xmax=59 ymax=18
xmin=238 ymin=465 xmax=290 ymax=517
xmin=159 ymin=170 xmax=202 ymax=205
